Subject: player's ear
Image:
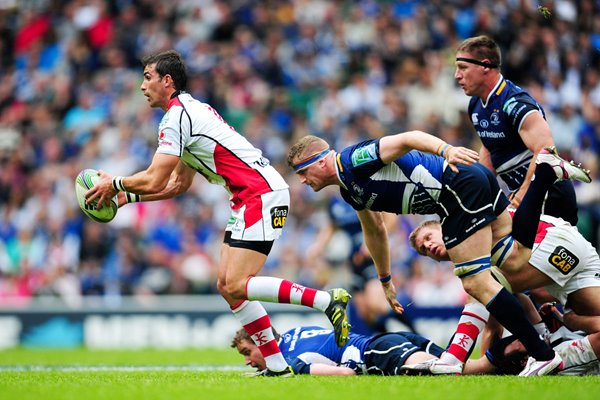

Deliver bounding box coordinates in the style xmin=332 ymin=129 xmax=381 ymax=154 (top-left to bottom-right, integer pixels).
xmin=163 ymin=74 xmax=173 ymax=88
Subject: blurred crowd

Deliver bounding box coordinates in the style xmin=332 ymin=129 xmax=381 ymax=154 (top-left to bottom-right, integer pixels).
xmin=0 ymin=0 xmax=599 ymax=308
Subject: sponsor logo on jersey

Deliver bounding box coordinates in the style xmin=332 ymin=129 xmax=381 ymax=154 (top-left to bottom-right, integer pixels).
xmin=351 ymin=143 xmax=377 ymax=166
xmin=548 ymin=245 xmax=579 ymax=275
xmin=478 ymin=130 xmax=506 ymax=138
xmin=159 ymin=130 xmax=165 ymax=139
xmin=253 ymin=157 xmax=270 ymax=167
xmin=471 ymin=113 xmax=479 ymax=125
xmin=270 ymin=206 xmax=288 ymax=229
xmin=504 ymin=97 xmax=518 ymax=115
xmin=480 ymin=119 xmax=489 ymax=128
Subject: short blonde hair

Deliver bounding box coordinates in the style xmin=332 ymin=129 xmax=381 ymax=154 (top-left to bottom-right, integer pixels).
xmin=408 ymin=219 xmax=441 ymax=255
xmin=456 ymin=35 xmax=501 ymax=69
xmin=287 ymin=135 xmax=330 ymax=169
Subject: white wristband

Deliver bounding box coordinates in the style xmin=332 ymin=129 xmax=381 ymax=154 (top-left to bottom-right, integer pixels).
xmin=112 ymin=176 xmax=126 ymax=192
xmin=124 ymin=192 xmax=142 ymax=203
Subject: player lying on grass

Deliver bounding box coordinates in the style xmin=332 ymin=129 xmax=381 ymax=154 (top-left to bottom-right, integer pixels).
xmin=407 ymin=208 xmax=600 ymax=375
xmin=460 ymin=303 xmax=600 ymax=376
xmin=232 ymin=321 xmax=599 ymax=376
xmin=232 ymin=325 xmax=444 ymax=376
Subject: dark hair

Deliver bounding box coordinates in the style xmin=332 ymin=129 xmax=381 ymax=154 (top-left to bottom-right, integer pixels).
xmin=456 ymin=35 xmax=501 ymax=70
xmin=230 ymin=327 xmax=280 ymax=348
xmin=141 ymin=50 xmax=187 ymax=91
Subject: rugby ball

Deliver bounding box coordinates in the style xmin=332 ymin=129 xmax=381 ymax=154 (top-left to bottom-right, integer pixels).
xmin=75 ymin=169 xmax=118 ymax=223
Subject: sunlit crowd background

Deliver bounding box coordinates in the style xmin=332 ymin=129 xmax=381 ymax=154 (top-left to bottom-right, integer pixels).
xmin=0 ymin=0 xmax=599 ymax=310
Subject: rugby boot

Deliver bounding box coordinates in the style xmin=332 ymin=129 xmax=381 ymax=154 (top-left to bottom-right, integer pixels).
xmin=536 ymin=146 xmax=591 ymax=183
xmin=325 ymin=288 xmax=352 ymax=347
xmin=399 ymin=359 xmax=435 ymax=376
xmin=518 ymin=352 xmax=563 ymax=376
xmin=400 ymin=359 xmax=463 ymax=375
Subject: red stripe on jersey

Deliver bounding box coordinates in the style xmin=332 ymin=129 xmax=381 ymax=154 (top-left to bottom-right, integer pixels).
xmin=278 ymin=280 xmax=292 ymax=304
xmin=258 ymin=339 xmax=281 ymax=358
xmin=300 ymin=288 xmax=317 ymax=307
xmin=534 ymin=220 xmax=554 ymax=244
xmin=167 ymin=96 xmax=183 ymax=109
xmin=243 ymin=196 xmax=264 ymax=231
xmin=508 ymin=210 xmax=555 ymax=245
xmin=244 ymin=315 xmax=271 ymax=335
xmin=213 ymin=143 xmax=272 ymax=210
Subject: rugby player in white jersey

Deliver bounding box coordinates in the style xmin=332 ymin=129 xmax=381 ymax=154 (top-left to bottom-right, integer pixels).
xmin=85 ymin=50 xmax=352 ymax=376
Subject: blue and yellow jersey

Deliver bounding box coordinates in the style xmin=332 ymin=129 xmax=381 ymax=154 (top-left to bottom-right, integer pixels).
xmin=468 ymin=76 xmax=545 ymax=191
xmin=277 ymin=326 xmax=371 ymax=374
xmin=335 ymin=139 xmax=446 ymax=215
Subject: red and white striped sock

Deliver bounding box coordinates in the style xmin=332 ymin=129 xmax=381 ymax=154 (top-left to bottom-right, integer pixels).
xmin=442 ymin=302 xmax=489 ymax=364
xmin=231 ymin=300 xmax=288 ymax=371
xmin=246 ymin=276 xmax=331 ymax=311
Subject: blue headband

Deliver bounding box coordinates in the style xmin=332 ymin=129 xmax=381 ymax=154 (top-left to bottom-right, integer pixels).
xmin=293 ymin=149 xmax=331 ymax=171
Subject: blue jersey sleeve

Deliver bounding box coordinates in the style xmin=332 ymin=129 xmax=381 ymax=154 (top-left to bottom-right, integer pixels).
xmin=503 ymin=92 xmax=544 ymax=131
xmin=288 ymin=357 xmax=312 ymax=375
xmin=342 ymin=139 xmax=385 ymax=177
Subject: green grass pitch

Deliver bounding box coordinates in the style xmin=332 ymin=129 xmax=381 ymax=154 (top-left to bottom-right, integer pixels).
xmin=0 ymin=348 xmax=598 ymax=400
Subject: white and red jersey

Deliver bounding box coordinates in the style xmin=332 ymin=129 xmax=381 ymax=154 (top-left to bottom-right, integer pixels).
xmin=155 ymin=92 xmax=288 ymax=210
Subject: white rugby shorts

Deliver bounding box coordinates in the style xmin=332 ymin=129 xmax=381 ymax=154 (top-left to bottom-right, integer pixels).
xmin=529 ymin=222 xmax=600 ymax=305
xmin=225 ymin=189 xmax=290 ymax=241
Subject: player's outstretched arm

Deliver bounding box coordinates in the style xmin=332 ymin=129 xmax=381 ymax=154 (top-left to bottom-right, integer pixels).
xmin=133 ymin=159 xmax=195 ymax=203
xmin=379 ymin=131 xmax=479 ymax=172
xmin=356 ymin=209 xmax=403 ymax=314
xmin=86 ymin=154 xmax=190 ymax=208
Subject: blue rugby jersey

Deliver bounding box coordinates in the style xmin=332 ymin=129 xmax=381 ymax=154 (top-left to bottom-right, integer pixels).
xmin=468 ymin=76 xmax=545 ymax=191
xmin=277 ymin=326 xmax=371 ymax=374
xmin=335 ymin=139 xmax=446 ymax=215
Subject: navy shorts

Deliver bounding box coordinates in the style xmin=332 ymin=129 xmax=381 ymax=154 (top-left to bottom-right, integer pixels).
xmin=438 ymin=163 xmax=509 ymax=249
xmin=363 ymin=332 xmax=444 ymax=375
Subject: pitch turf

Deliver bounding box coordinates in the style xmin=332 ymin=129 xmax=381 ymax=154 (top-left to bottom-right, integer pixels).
xmin=0 ymin=348 xmax=598 ymax=400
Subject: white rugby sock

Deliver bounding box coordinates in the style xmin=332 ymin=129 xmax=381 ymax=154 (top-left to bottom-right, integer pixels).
xmin=442 ymin=302 xmax=489 ymax=364
xmin=231 ymin=300 xmax=288 ymax=371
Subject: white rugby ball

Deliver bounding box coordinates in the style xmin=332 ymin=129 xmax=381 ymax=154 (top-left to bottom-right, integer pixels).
xmin=75 ymin=169 xmax=118 ymax=223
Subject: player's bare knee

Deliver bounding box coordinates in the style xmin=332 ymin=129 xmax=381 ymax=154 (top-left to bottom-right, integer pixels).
xmin=217 ymin=279 xmax=246 ymax=299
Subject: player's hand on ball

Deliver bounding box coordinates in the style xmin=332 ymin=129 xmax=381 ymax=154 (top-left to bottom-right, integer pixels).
xmin=85 ymin=170 xmax=118 ymax=210
xmin=75 ymin=169 xmax=118 ymax=223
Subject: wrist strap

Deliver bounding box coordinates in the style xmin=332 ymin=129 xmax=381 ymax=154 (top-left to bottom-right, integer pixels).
xmin=112 ymin=176 xmax=126 ymax=192
xmin=439 ymin=144 xmax=452 ymax=158
xmin=124 ymin=192 xmax=142 ymax=203
xmin=379 ymin=274 xmax=392 ymax=284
